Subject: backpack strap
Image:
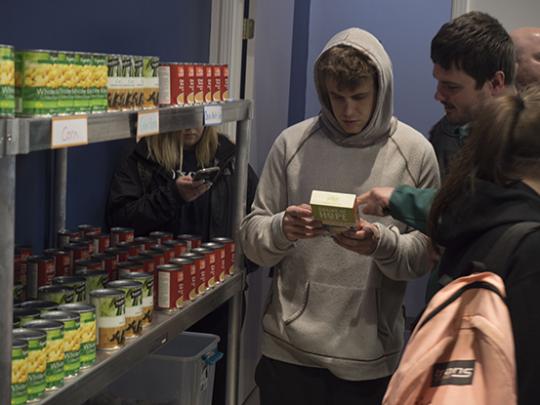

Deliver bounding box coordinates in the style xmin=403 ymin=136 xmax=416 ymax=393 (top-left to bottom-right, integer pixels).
xmin=482 ymin=221 xmax=540 ymax=275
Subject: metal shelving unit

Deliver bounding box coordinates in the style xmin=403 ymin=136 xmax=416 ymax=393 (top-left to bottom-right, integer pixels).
xmin=0 ymin=100 xmax=252 ymax=405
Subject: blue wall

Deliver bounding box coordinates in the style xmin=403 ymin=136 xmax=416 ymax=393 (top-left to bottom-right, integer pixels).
xmin=2 ymin=0 xmax=212 ymax=252
xmin=304 ymin=0 xmax=451 ymax=137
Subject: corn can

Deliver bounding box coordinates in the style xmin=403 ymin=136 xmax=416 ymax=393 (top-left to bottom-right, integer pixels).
xmin=0 ymin=44 xmax=15 ymax=117
xmin=11 ymin=338 xmax=28 ymax=405
xmin=13 ymin=328 xmax=47 ymax=401
xmin=58 ymin=303 xmax=96 ymax=369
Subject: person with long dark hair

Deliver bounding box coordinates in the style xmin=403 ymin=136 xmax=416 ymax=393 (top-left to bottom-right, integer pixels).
xmin=428 ymin=86 xmax=540 ymax=404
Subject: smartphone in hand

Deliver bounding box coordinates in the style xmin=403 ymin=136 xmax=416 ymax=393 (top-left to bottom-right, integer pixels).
xmin=191 ymin=166 xmax=220 ymax=182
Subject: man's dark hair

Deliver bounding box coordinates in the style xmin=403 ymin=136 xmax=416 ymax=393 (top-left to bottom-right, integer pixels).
xmin=431 ymin=11 xmax=515 ymax=88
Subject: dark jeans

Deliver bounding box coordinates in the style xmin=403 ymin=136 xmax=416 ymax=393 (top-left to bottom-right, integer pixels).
xmin=255 ymin=356 xmax=390 ymax=405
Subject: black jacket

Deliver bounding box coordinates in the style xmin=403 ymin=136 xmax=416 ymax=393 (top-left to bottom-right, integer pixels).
xmin=434 ymin=179 xmax=540 ymax=405
xmin=106 ymin=134 xmax=258 ymax=241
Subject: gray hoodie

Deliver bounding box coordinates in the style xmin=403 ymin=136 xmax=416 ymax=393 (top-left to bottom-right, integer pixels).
xmin=240 ymin=28 xmax=440 ymax=380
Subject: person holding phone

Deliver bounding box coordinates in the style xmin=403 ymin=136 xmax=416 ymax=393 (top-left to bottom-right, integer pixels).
xmin=107 ymin=126 xmax=257 ymax=239
xmin=106 ymin=126 xmax=258 ymax=405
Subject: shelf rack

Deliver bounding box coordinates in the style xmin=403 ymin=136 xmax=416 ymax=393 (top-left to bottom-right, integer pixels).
xmin=0 ymin=100 xmax=252 ymax=405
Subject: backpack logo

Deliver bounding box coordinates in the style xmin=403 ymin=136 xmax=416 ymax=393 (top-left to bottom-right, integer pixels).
xmin=431 ymin=360 xmax=475 ymax=386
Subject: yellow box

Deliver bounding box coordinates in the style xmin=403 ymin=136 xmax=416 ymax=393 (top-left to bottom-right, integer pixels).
xmin=310 ymin=190 xmax=358 ymax=229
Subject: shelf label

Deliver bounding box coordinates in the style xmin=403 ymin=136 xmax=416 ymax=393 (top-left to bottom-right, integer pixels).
xmin=51 ymin=116 xmax=89 ymax=149
xmin=137 ymin=109 xmax=160 ymax=141
xmin=204 ymin=105 xmax=223 ymax=126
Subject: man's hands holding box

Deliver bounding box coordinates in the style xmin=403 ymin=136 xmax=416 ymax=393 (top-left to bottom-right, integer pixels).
xmin=281 ymin=190 xmax=380 ymax=255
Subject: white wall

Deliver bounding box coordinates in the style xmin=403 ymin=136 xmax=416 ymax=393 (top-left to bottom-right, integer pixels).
xmin=467 ymin=0 xmax=540 ymax=30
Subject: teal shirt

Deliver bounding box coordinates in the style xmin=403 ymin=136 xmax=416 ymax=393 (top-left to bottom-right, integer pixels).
xmin=388 ymin=185 xmax=437 ymax=234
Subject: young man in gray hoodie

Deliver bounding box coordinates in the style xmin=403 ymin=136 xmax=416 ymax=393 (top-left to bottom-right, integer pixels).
xmin=240 ymin=28 xmax=439 ymax=404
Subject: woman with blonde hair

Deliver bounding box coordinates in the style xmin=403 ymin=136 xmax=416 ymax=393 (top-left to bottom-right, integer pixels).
xmin=428 ymin=85 xmax=540 ymax=404
xmin=107 ymin=126 xmax=257 ymax=239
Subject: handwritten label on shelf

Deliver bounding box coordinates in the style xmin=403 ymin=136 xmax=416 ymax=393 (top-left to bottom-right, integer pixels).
xmin=137 ymin=110 xmax=160 ymax=141
xmin=51 ymin=116 xmax=88 ymax=149
xmin=204 ymin=105 xmax=223 ymax=126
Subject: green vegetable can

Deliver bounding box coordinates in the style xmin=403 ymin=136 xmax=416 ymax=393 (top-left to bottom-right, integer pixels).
xmin=11 ymin=339 xmax=28 ymax=405
xmin=23 ymin=320 xmax=64 ymax=391
xmin=90 ymin=289 xmax=126 ymax=350
xmin=58 ymin=303 xmax=96 ymax=369
xmin=13 ymin=328 xmax=47 ymax=401
xmin=0 ymin=44 xmax=15 ymax=117
xmin=41 ymin=311 xmax=81 ymax=377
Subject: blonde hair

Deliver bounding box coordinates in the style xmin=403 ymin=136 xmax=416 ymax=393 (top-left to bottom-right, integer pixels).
xmin=145 ymin=127 xmax=219 ymax=172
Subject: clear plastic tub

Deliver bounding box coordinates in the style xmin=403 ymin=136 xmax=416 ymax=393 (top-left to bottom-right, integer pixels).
xmin=99 ymin=332 xmax=222 ymax=405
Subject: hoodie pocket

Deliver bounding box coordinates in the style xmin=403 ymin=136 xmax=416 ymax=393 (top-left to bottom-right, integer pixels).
xmin=283 ymin=280 xmax=383 ymax=361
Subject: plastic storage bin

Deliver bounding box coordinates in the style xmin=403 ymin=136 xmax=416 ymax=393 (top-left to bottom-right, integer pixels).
xmin=103 ymin=332 xmax=222 ymax=405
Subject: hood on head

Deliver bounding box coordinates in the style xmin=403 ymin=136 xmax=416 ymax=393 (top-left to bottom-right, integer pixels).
xmin=314 ymin=27 xmax=396 ymax=148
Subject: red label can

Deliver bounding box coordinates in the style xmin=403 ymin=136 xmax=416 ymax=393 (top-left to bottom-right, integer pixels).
xmin=78 ymin=224 xmax=102 ymax=237
xmin=26 ymin=255 xmax=56 ymax=299
xmin=110 ymin=227 xmax=135 ymax=246
xmin=44 ymin=249 xmax=72 ymax=277
xmin=221 ymin=64 xmax=229 ymax=101
xmin=91 ymin=234 xmax=111 ymax=254
xmin=148 ymin=231 xmax=174 ymax=245
xmin=194 ymin=64 xmax=205 ymax=104
xmin=94 ymin=253 xmax=118 ymax=280
xmin=202 ymin=242 xmax=226 ymax=283
xmin=177 ymin=64 xmax=186 ymax=105
xmin=117 ymin=261 xmax=145 ymax=278
xmin=163 ymin=240 xmax=187 ymax=259
xmin=133 ymin=237 xmax=152 ymax=251
xmin=65 ymin=242 xmax=91 ymax=267
xmin=14 ymin=245 xmax=32 ymax=288
xmin=57 ymin=229 xmax=81 ymax=248
xmin=212 ymin=65 xmax=222 ymax=102
xmin=204 ymin=65 xmax=213 ymax=103
xmin=127 ymin=255 xmax=155 ymax=274
xmin=158 ymin=63 xmax=178 ymax=106
xmin=176 ymin=234 xmax=202 ymax=251
xmin=185 ymin=64 xmax=196 ymax=105
xmin=149 ymin=244 xmax=174 ymax=263
xmin=157 ymin=264 xmax=184 ymax=310
xmin=211 ymin=237 xmax=235 ymax=276
xmin=192 ymin=247 xmax=215 ymax=288
xmin=180 ymin=252 xmax=205 ymax=298
xmin=169 ymin=258 xmax=195 ymax=303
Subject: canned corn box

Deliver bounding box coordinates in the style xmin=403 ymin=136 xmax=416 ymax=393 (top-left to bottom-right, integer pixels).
xmin=0 ymin=44 xmax=15 ymax=117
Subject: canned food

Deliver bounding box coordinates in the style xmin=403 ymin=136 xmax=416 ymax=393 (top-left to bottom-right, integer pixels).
xmin=212 ymin=65 xmax=222 ymax=102
xmin=70 ymin=237 xmax=95 ymax=256
xmin=73 ymin=52 xmax=92 ymax=114
xmin=74 ymin=257 xmax=103 ymax=272
xmin=55 ymin=51 xmax=75 ymax=115
xmin=192 ymin=247 xmax=216 ymax=288
xmin=14 ymin=307 xmax=41 ymax=326
xmin=19 ymin=300 xmax=58 ymax=314
xmin=64 ymin=242 xmax=90 ymax=265
xmin=211 ymin=237 xmax=235 ymax=276
xmin=90 ymin=53 xmax=108 ymax=113
xmin=148 ymin=231 xmax=173 ymax=245
xmin=13 ymin=328 xmax=47 ymax=401
xmin=15 ymin=49 xmax=58 ymax=116
xmin=90 ymin=289 xmax=126 ymax=350
xmin=142 ymin=56 xmax=159 ymax=109
xmin=202 ymin=242 xmax=226 ymax=283
xmin=169 ymin=257 xmax=196 ymax=301
xmin=204 ymin=64 xmax=213 ymax=103
xmin=53 ymin=276 xmax=86 ymax=303
xmin=106 ymin=280 xmax=143 ymax=337
xmin=221 ymin=64 xmax=229 ymax=100
xmin=157 ymin=263 xmax=184 ymax=310
xmin=94 ymin=252 xmax=117 ymax=280
xmin=110 ymin=244 xmax=130 ymax=262
xmin=110 ymin=227 xmax=135 ymax=246
xmin=181 ymin=251 xmax=206 ymax=295
xmin=185 ymin=64 xmax=196 ymax=105
xmin=90 ymin=233 xmax=111 ymax=254
xmin=132 ymin=55 xmax=144 ymax=109
xmin=24 ymin=319 xmax=64 ymax=390
xmin=11 ymin=338 xmax=28 ymax=405
xmin=107 ymin=54 xmax=122 ymax=111
xmin=194 ymin=64 xmax=205 ymax=104
xmin=163 ymin=239 xmax=187 ymax=258
xmin=75 ymin=269 xmax=108 ymax=303
xmin=149 ymin=244 xmax=174 ymax=263
xmin=127 ymin=254 xmax=155 ymax=273
xmin=158 ymin=63 xmax=180 ymax=106
xmin=13 ymin=317 xmax=21 ymax=328
xmin=40 ymin=311 xmax=81 ymax=377
xmin=26 ymin=255 xmax=55 ymax=299
xmin=58 ymin=303 xmax=96 ymax=369
xmin=122 ymin=272 xmax=153 ymax=326
xmin=120 ymin=55 xmax=133 ymax=111
xmin=124 ymin=240 xmax=145 ymax=256
xmin=77 ymin=224 xmax=101 ymax=237
xmin=0 ymin=44 xmax=15 ymax=117
xmin=38 ymin=285 xmax=75 ymax=305
xmin=117 ymin=261 xmax=145 ymax=278
xmin=176 ymin=234 xmax=202 ymax=251
xmin=57 ymin=229 xmax=80 ymax=249
xmin=44 ymin=249 xmax=72 ymax=277
xmin=141 ymin=249 xmax=166 ymax=268
xmin=14 ymin=245 xmax=32 ymax=292
xmin=14 ymin=283 xmax=24 ymax=303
